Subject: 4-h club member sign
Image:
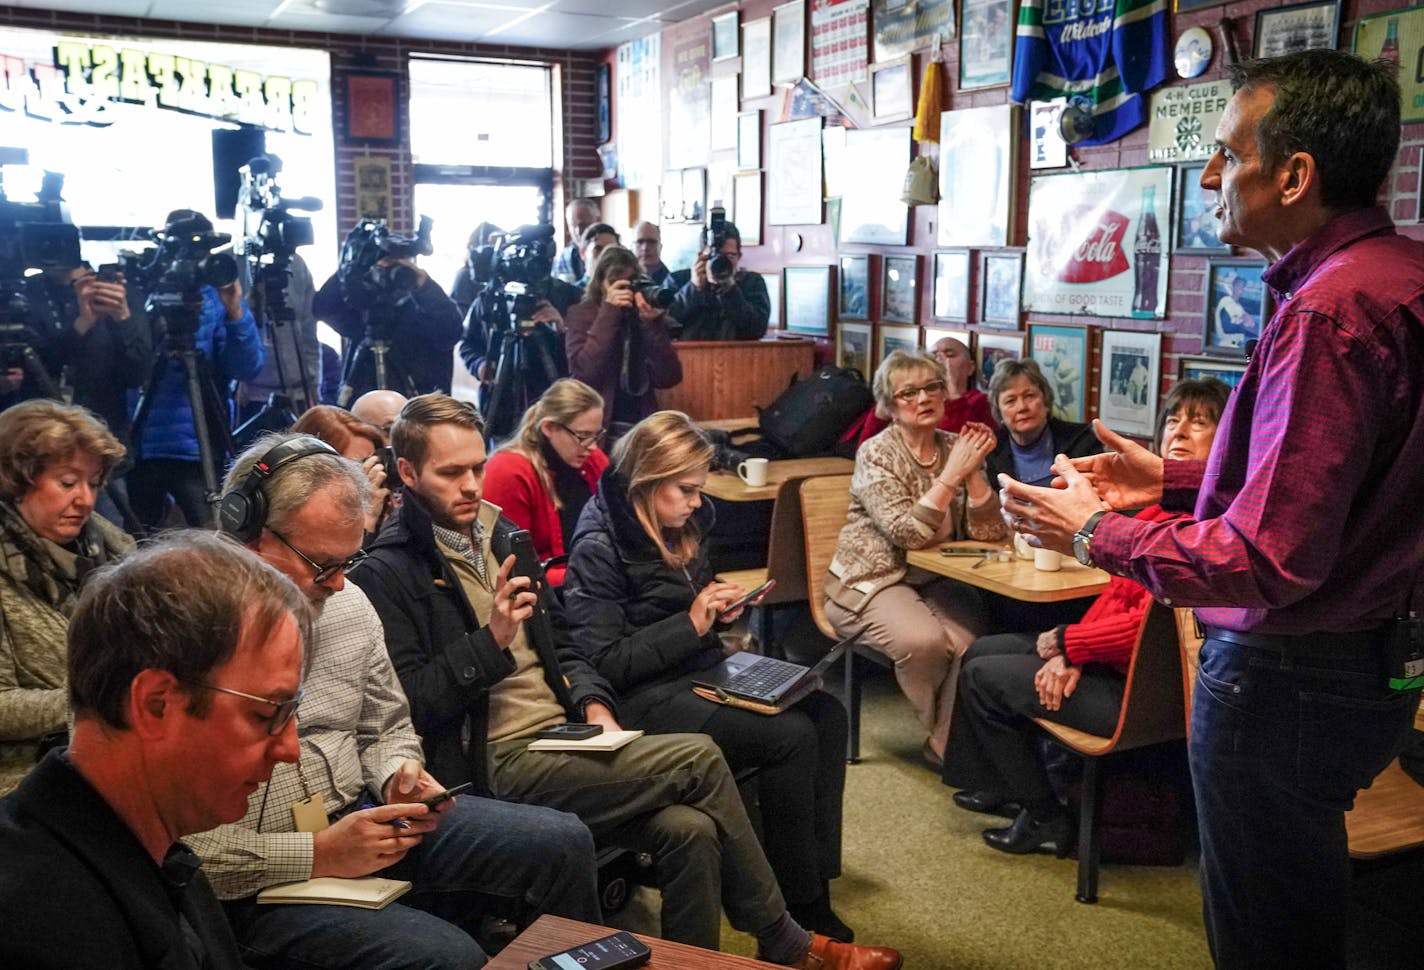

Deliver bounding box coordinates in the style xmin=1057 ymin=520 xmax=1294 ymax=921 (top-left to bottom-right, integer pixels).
xmin=1148 ymin=78 xmax=1230 ymax=163
xmin=1024 ymin=167 xmax=1171 ymax=319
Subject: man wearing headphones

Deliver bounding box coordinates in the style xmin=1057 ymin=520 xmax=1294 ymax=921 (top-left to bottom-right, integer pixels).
xmin=186 ymin=433 xmax=601 ymax=970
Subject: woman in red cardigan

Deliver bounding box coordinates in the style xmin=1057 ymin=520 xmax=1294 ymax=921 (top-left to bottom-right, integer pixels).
xmin=942 ymin=378 xmax=1231 ymax=855
xmin=482 ymin=378 xmax=610 ymax=585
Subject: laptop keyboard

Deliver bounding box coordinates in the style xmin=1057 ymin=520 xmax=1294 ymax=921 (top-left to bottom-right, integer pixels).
xmin=722 ymin=656 xmax=805 ymax=697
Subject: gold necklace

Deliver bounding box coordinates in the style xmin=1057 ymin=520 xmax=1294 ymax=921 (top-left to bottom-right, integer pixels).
xmin=902 ymin=429 xmax=938 ymax=468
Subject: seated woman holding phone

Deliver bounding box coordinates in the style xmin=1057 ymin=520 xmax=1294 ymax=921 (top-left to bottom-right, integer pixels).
xmin=561 ymin=410 xmax=855 ymax=943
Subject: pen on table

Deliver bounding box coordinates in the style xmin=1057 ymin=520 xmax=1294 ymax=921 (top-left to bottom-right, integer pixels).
xmin=361 ymin=802 xmax=411 ymax=829
xmin=971 ymin=553 xmax=991 ymax=570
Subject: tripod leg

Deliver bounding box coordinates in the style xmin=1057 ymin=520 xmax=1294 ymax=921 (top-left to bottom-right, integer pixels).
xmin=337 ymin=342 xmax=368 ymax=408
xmin=177 ymin=349 xmax=224 ymax=526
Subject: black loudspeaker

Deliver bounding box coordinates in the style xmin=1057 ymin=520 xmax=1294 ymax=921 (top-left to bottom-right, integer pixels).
xmin=218 ymin=436 xmax=339 ymax=542
xmin=212 ymin=125 xmax=267 ymax=220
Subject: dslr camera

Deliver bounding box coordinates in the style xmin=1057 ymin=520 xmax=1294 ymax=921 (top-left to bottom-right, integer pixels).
xmin=337 ymin=216 xmax=434 ymax=318
xmin=703 ymin=204 xmax=734 ymax=284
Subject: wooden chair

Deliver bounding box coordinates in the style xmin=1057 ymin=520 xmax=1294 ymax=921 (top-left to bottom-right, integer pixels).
xmin=1346 ymin=697 xmax=1424 ymax=859
xmin=1032 ymin=602 xmax=1184 ymax=903
xmin=717 ymin=477 xmax=810 ymax=658
xmin=797 ymin=475 xmax=892 ymax=763
xmin=1175 ymin=607 xmax=1204 ymax=738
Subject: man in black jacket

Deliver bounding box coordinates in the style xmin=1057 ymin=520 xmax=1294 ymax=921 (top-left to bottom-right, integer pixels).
xmin=351 ymin=394 xmax=901 ymax=969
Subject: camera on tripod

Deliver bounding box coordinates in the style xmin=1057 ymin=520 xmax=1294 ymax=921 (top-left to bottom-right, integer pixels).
xmin=703 ymin=205 xmax=734 ymax=284
xmin=239 ymin=156 xmax=318 ymax=261
xmin=337 ymin=216 xmax=434 ymax=318
xmin=140 ymin=214 xmax=240 ymax=337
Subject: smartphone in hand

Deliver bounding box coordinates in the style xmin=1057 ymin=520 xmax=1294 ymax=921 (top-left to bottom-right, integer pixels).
xmin=418 ymin=781 xmax=473 ymax=808
xmin=717 ymin=579 xmax=776 ymax=619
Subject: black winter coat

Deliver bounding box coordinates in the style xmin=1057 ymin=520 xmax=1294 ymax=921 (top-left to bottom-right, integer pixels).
xmin=350 ymin=490 xmax=617 ymax=793
xmin=562 ymin=469 xmax=726 ymax=733
xmin=985 ymin=417 xmax=1103 ymax=487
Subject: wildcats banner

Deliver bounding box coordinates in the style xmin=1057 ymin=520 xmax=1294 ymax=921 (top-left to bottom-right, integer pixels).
xmin=1024 ymin=166 xmax=1171 ymax=319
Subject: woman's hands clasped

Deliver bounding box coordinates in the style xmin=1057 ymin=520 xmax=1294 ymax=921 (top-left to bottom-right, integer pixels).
xmin=939 ymin=421 xmax=996 ymax=487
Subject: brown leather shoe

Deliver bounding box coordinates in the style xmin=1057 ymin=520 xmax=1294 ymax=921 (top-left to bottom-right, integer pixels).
xmin=791 ymin=933 xmax=903 ymax=970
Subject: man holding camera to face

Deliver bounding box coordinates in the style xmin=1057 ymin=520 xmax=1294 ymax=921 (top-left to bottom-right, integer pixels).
xmin=669 ymin=214 xmax=769 ymax=341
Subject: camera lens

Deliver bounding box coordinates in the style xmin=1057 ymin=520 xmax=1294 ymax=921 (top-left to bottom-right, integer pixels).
xmin=709 ymin=254 xmax=734 ymax=279
xmin=201 ymin=252 xmax=239 ymax=288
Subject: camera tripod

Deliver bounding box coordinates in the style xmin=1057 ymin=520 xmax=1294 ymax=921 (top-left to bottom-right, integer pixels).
xmin=336 ymin=307 xmax=419 ymax=407
xmin=233 ymin=257 xmax=317 ymax=449
xmin=483 ymin=310 xmax=566 ymax=441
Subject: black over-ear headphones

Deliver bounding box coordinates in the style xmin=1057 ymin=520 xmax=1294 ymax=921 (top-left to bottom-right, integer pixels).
xmin=218 ymin=436 xmax=340 ymax=542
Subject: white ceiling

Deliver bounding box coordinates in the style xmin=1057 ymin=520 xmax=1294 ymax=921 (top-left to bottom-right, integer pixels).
xmin=8 ymin=0 xmax=730 ymax=51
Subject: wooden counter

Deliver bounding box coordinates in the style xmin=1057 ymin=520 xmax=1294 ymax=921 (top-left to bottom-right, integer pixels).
xmin=658 ymin=337 xmax=815 ymax=420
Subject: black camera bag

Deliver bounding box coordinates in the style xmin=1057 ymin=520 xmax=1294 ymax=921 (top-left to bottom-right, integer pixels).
xmin=756 ymin=365 xmax=874 ymax=458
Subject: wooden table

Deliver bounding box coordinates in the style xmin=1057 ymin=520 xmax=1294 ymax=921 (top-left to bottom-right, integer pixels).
xmin=704 ymin=457 xmax=853 ymax=502
xmin=905 ymin=541 xmax=1110 ymax=603
xmin=486 ymin=915 xmax=763 ymax=970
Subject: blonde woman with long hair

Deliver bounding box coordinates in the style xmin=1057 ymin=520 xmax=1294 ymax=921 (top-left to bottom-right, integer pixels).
xmin=482 ymin=379 xmax=609 ymax=585
xmin=562 ymin=410 xmax=857 ymax=944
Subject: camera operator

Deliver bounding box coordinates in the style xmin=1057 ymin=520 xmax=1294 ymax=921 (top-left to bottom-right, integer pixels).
xmin=552 ymin=198 xmax=599 ymax=284
xmin=313 ymin=219 xmax=462 ymax=401
xmin=235 ymin=249 xmax=319 ymax=423
xmin=670 ymin=217 xmax=770 ymax=341
xmin=128 ymin=209 xmax=264 ymax=531
xmin=565 ymin=245 xmax=681 ymax=440
xmin=450 ymin=221 xmax=502 ymax=320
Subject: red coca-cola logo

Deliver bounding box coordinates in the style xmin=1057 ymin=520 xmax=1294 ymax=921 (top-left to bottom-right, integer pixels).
xmin=1055 ymin=207 xmax=1131 ymax=283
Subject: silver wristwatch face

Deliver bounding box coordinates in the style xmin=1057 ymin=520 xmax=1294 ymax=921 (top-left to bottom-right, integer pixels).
xmin=1072 ymin=533 xmax=1092 ymax=566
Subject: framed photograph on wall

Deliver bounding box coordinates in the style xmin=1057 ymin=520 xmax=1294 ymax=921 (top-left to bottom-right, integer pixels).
xmin=841 ymin=126 xmax=911 ymax=245
xmin=737 ymin=110 xmax=761 ymax=170
xmin=975 ymin=332 xmax=1025 ymax=388
xmin=1179 ymin=355 xmax=1247 ymax=389
xmin=732 ymin=172 xmax=763 ymax=245
xmin=761 ymin=271 xmax=783 ymax=329
xmin=838 ymin=255 xmax=871 ymax=320
xmin=872 ymin=0 xmax=956 ymax=63
xmin=711 ymin=75 xmax=739 ymax=151
xmin=979 ymin=251 xmax=1023 ymax=328
xmin=882 ymin=255 xmax=919 ymax=324
xmin=1098 ymin=329 xmax=1163 ymax=439
xmin=772 ymin=1 xmax=807 ymax=84
xmin=932 ymin=250 xmax=971 ymax=321
xmin=743 ymin=17 xmax=773 ymax=99
xmin=923 ymin=326 xmax=971 ymax=351
xmin=344 ymin=72 xmax=401 ymax=144
xmin=1028 ymin=322 xmax=1091 ymax=423
xmin=870 ymin=58 xmax=914 ymax=123
xmin=595 ymin=63 xmax=611 ymax=144
xmin=1203 ymin=258 xmax=1269 ymax=356
xmin=713 ymin=10 xmax=741 ymax=62
xmin=876 ymin=324 xmax=920 ymax=368
xmin=783 ymin=264 xmax=832 ymax=335
xmin=837 ymin=322 xmax=873 ymax=381
xmin=1253 ymin=0 xmax=1340 ymax=58
xmin=767 ymin=117 xmax=823 ymax=225
xmin=959 ymin=0 xmax=1014 ymax=90
xmin=1175 ymin=162 xmax=1230 ymax=253
xmin=938 ymin=104 xmax=1016 ymax=247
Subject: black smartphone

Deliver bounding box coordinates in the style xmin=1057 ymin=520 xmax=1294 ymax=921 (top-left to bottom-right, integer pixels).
xmin=493 ymin=528 xmax=544 ymax=587
xmin=528 ymin=931 xmax=650 ymax=970
xmin=96 ymin=262 xmax=122 ymax=284
xmin=535 ymin=723 xmax=603 ymax=741
xmin=717 ymin=578 xmax=776 ymax=619
xmin=418 ymin=781 xmax=473 ymax=808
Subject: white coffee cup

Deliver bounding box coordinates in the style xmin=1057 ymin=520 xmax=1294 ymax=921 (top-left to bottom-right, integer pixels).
xmin=1034 ymin=548 xmax=1062 ymax=571
xmin=737 ymin=457 xmax=769 ymax=487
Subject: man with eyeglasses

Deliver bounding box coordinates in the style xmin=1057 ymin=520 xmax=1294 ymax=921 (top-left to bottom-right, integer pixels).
xmin=0 ymin=531 xmax=308 ymax=969
xmin=670 ymin=220 xmax=770 ymax=341
xmin=186 ymin=433 xmax=601 ymax=970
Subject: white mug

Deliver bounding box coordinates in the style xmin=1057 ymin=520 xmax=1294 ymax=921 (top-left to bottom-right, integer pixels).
xmin=737 ymin=457 xmax=769 ymax=487
xmin=1034 ymin=548 xmax=1062 ymax=572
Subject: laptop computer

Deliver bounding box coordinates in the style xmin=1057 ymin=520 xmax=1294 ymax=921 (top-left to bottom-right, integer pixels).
xmin=691 ymin=637 xmax=854 ymax=714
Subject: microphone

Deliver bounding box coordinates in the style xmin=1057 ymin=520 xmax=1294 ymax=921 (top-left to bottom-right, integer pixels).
xmin=276 ymin=196 xmax=324 ymax=212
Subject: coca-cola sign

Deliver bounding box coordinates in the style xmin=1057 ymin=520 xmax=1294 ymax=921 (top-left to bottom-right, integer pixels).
xmin=1056 ymin=207 xmax=1131 ymax=283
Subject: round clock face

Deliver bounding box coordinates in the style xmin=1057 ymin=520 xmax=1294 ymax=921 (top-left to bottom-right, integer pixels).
xmin=1175 ymin=27 xmax=1213 ymax=79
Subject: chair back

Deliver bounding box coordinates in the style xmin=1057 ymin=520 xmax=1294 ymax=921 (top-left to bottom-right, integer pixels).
xmin=799 ymin=474 xmax=854 ymax=641
xmin=1036 ymin=601 xmax=1185 ymax=757
xmin=761 ymin=476 xmax=809 ymax=605
xmin=1175 ymin=607 xmax=1203 ymax=738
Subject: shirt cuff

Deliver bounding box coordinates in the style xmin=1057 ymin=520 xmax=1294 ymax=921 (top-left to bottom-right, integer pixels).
xmin=1087 ymin=511 xmax=1137 ymax=574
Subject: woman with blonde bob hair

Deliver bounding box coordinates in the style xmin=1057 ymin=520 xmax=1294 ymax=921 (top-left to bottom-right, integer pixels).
xmin=0 ymin=400 xmax=134 ymax=795
xmin=482 ymin=378 xmax=610 ymax=585
xmin=563 ymin=410 xmax=856 ymax=943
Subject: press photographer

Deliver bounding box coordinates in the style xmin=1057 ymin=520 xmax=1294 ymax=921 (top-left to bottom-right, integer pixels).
xmin=126 ymin=209 xmax=263 ymax=531
xmin=313 ymin=216 xmax=461 ymax=404
xmin=457 ymin=223 xmax=573 ymax=440
xmin=670 ymin=209 xmax=770 ymax=341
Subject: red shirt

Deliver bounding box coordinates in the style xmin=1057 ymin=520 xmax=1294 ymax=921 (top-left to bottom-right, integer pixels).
xmin=1092 ymin=207 xmax=1424 ymax=635
xmin=840 ymin=388 xmax=996 ymax=449
xmin=482 ymin=446 xmax=610 ymax=585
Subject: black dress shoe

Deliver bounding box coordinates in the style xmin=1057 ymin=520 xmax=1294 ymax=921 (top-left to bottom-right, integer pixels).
xmin=952 ymin=790 xmax=1022 ymax=819
xmin=982 ymin=809 xmax=1073 ymax=857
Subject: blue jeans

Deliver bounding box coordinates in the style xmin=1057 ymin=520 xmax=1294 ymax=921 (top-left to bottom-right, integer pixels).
xmin=1190 ymin=636 xmax=1419 ymax=969
xmin=225 ymin=795 xmax=600 ymax=970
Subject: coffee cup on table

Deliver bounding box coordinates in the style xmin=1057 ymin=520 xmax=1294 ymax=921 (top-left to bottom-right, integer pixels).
xmin=1034 ymin=548 xmax=1062 ymax=571
xmin=737 ymin=457 xmax=769 ymax=487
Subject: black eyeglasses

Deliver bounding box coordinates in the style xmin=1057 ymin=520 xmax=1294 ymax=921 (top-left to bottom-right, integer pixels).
xmin=558 ymin=424 xmax=605 ymax=449
xmin=187 ymin=683 xmax=305 ymax=736
xmin=893 ymin=380 xmax=948 ymax=403
xmin=266 ymin=526 xmax=368 ymax=584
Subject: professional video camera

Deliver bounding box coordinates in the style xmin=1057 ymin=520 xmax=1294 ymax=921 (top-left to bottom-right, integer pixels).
xmin=137 ymin=215 xmax=240 ymax=336
xmin=336 ymin=216 xmax=434 ymax=320
xmin=703 ymin=204 xmax=734 ymax=284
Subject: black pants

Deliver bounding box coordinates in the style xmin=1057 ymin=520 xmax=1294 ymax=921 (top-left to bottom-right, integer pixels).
xmin=701 ymin=689 xmax=848 ymax=904
xmin=942 ymin=633 xmax=1124 ymax=807
xmin=128 ymin=459 xmax=215 ymax=532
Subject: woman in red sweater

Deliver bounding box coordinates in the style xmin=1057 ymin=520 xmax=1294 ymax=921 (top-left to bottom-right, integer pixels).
xmin=942 ymin=378 xmax=1231 ymax=855
xmin=482 ymin=378 xmax=610 ymax=585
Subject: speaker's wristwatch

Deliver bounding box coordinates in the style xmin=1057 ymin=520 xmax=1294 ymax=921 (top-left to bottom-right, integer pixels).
xmin=1072 ymin=511 xmax=1111 ymax=567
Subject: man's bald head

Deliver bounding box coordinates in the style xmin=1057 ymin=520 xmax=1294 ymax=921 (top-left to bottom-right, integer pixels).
xmin=351 ymin=390 xmax=408 ymax=436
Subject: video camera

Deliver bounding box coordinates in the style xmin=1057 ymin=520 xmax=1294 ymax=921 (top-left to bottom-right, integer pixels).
xmin=703 ymin=204 xmax=734 ymax=284
xmin=138 ymin=214 xmax=239 ymax=336
xmin=469 ymin=223 xmax=556 ymax=290
xmin=0 ymin=153 xmax=80 ymax=383
xmin=337 ymin=216 xmax=434 ymax=319
xmin=239 ymin=155 xmax=319 ymax=260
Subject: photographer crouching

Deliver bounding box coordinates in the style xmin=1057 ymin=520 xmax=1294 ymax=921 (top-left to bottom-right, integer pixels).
xmin=669 ymin=210 xmax=769 ymax=341
xmin=314 ymin=216 xmax=462 ymax=404
xmin=127 ymin=209 xmax=263 ymax=531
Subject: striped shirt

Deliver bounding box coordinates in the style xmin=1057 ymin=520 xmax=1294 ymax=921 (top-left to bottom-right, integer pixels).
xmin=1092 ymin=207 xmax=1424 ymax=635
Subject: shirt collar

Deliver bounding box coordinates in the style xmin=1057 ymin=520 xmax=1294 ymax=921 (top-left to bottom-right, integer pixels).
xmin=1262 ymin=206 xmax=1395 ymax=300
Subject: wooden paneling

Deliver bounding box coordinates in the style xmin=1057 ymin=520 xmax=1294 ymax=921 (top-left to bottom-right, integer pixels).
xmin=657 ymin=337 xmax=815 ymax=420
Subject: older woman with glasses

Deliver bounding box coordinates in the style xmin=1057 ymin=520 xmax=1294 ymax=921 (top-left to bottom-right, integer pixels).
xmin=840 ymin=336 xmax=995 ymax=451
xmin=482 ymin=379 xmax=610 ymax=586
xmin=825 ymin=350 xmax=1007 ymax=768
xmin=0 ymin=400 xmax=133 ymax=795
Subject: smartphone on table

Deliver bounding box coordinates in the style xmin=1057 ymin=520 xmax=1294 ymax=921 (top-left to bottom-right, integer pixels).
xmin=717 ymin=579 xmax=776 ymax=619
xmin=528 ymin=930 xmax=651 ymax=970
